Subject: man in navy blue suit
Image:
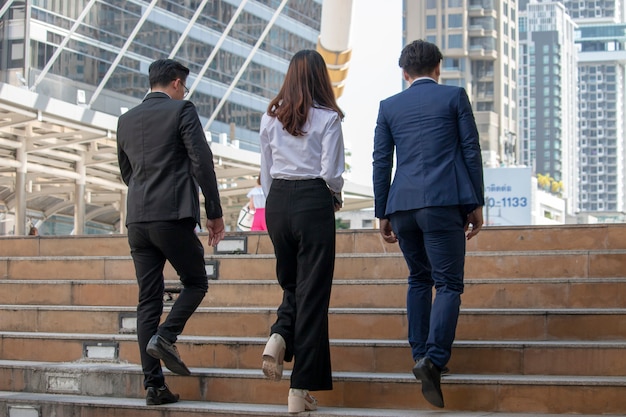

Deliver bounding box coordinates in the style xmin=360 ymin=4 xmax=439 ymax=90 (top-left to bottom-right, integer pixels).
xmin=372 ymin=40 xmax=484 ymax=408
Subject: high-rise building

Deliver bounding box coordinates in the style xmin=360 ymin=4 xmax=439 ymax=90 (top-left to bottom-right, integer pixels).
xmin=561 ymin=0 xmax=626 ymax=21
xmin=518 ymin=1 xmax=578 ymax=214
xmin=575 ymin=24 xmax=626 ymax=215
xmin=404 ymin=0 xmax=519 ymax=167
xmin=555 ymin=0 xmax=626 ymax=218
xmin=0 ymin=0 xmax=327 ymax=233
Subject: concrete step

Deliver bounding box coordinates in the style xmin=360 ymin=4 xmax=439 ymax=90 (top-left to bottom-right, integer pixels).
xmin=2 ymin=249 xmax=626 ymax=280
xmin=0 ymin=360 xmax=624 ymax=414
xmin=2 ymin=278 xmax=626 ymax=309
xmin=2 ymin=332 xmax=625 ymax=376
xmin=2 ymin=305 xmax=626 ymax=341
xmin=1 ymin=391 xmax=612 ymax=417
xmin=3 ymin=224 xmax=626 ymax=257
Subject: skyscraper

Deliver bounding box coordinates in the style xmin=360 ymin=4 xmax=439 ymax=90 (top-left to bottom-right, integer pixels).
xmin=404 ymin=0 xmax=518 ymax=167
xmin=561 ymin=0 xmax=626 ymax=20
xmin=575 ymin=23 xmax=626 ymax=216
xmin=518 ymin=1 xmax=578 ymax=214
xmin=560 ymin=0 xmax=626 ymax=217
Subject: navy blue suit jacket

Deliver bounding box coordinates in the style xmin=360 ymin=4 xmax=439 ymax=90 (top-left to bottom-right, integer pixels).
xmin=373 ymin=79 xmax=484 ymax=219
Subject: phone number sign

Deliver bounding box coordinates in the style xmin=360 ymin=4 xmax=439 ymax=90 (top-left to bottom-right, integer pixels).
xmin=483 ymin=167 xmax=532 ymax=226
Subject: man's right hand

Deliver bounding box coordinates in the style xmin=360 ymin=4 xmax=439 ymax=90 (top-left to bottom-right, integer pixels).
xmin=206 ymin=217 xmax=225 ymax=247
xmin=465 ymin=206 xmax=484 ymax=240
xmin=379 ymin=218 xmax=397 ymax=243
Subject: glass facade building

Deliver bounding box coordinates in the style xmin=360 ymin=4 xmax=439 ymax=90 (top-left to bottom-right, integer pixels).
xmin=0 ymin=0 xmax=324 ymax=234
xmin=1 ymin=0 xmax=321 ymax=152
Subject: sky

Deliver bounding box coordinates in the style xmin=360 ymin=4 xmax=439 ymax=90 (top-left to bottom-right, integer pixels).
xmin=337 ymin=1 xmax=403 ymax=187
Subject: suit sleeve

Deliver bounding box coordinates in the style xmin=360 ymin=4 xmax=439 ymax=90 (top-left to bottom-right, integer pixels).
xmin=372 ymin=101 xmax=394 ymax=219
xmin=116 ymin=119 xmax=132 ymax=186
xmin=457 ymin=88 xmax=485 ymax=206
xmin=179 ymin=101 xmax=223 ymax=219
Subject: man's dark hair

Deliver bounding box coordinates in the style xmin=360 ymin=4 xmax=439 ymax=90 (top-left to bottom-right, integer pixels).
xmin=148 ymin=59 xmax=190 ymax=88
xmin=398 ymin=40 xmax=443 ymax=78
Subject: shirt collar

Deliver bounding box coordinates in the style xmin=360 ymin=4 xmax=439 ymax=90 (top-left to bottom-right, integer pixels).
xmin=412 ymin=76 xmax=437 ymax=84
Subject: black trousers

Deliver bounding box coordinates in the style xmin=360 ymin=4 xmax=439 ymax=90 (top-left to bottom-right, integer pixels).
xmin=127 ymin=218 xmax=208 ymax=389
xmin=266 ymin=179 xmax=336 ymax=391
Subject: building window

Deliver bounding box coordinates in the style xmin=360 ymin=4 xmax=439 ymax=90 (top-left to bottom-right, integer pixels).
xmin=448 ymin=14 xmax=463 ymax=28
xmin=444 ymin=78 xmax=465 ymax=86
xmin=427 ymin=15 xmax=437 ymax=29
xmin=443 ymin=58 xmax=462 ymax=70
xmin=448 ymin=34 xmax=463 ymax=48
xmin=9 ymin=40 xmax=24 ymax=67
xmin=427 ymin=0 xmax=437 ymax=8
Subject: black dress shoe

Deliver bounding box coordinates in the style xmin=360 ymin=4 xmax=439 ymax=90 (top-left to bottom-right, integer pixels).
xmin=146 ymin=384 xmax=180 ymax=405
xmin=412 ymin=357 xmax=444 ymax=408
xmin=146 ymin=334 xmax=191 ymax=376
xmin=415 ymin=357 xmax=449 ymax=374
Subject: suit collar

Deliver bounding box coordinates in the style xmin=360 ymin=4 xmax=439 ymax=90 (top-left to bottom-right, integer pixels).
xmin=143 ymin=91 xmax=171 ymax=101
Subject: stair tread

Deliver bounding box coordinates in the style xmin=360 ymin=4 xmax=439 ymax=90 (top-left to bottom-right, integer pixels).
xmin=3 ymin=303 xmax=626 ymax=313
xmin=1 ymin=390 xmax=607 ymax=417
xmin=4 ymin=247 xmax=626 ymax=261
xmin=4 ymin=277 xmax=626 ymax=283
xmin=1 ymin=359 xmax=624 ymax=385
xmin=2 ymin=331 xmax=626 ymax=348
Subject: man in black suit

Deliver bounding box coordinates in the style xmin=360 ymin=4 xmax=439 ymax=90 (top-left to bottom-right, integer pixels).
xmin=117 ymin=59 xmax=225 ymax=405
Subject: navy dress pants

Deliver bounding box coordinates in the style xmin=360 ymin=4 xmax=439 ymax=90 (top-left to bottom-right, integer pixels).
xmin=390 ymin=206 xmax=466 ymax=370
xmin=127 ymin=218 xmax=208 ymax=389
xmin=265 ymin=179 xmax=336 ymax=391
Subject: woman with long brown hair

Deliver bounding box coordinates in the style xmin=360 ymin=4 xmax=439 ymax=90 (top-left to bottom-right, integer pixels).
xmin=259 ymin=49 xmax=345 ymax=413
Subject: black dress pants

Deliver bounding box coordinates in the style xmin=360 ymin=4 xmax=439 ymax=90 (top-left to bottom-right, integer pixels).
xmin=127 ymin=218 xmax=208 ymax=389
xmin=265 ymin=179 xmax=336 ymax=391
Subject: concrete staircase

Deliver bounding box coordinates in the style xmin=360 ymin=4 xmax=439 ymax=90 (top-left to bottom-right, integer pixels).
xmin=0 ymin=225 xmax=625 ymax=416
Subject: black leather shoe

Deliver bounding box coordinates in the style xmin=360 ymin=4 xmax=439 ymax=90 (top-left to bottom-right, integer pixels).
xmin=412 ymin=357 xmax=444 ymax=408
xmin=415 ymin=357 xmax=449 ymax=374
xmin=146 ymin=384 xmax=180 ymax=405
xmin=146 ymin=334 xmax=191 ymax=376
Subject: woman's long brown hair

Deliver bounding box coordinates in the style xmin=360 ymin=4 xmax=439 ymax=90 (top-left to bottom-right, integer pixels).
xmin=267 ymin=50 xmax=344 ymax=136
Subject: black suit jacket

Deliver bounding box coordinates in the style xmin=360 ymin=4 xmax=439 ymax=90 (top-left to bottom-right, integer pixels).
xmin=117 ymin=92 xmax=222 ymax=225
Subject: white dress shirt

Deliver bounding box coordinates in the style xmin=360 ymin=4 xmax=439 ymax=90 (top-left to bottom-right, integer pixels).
xmin=259 ymin=106 xmax=345 ymax=196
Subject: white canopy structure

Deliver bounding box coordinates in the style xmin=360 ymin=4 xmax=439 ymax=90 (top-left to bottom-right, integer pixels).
xmin=0 ymin=82 xmax=373 ymax=235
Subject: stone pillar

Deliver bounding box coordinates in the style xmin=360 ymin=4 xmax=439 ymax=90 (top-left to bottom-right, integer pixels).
xmin=15 ymin=140 xmax=27 ymax=235
xmin=74 ymin=156 xmax=86 ymax=235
